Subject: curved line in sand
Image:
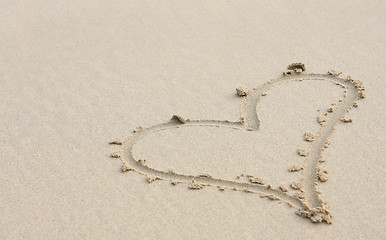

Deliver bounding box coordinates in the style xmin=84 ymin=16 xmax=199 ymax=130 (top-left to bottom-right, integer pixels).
xmin=112 ymin=68 xmax=365 ymax=224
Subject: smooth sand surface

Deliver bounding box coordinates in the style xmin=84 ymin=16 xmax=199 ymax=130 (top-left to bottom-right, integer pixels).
xmin=1 ymin=1 xmax=385 ymax=239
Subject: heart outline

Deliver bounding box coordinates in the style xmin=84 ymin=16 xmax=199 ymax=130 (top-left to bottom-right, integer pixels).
xmin=111 ymin=64 xmax=365 ymax=224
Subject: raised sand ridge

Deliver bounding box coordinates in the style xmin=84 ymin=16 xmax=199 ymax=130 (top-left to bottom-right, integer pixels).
xmin=110 ymin=63 xmax=365 ymax=224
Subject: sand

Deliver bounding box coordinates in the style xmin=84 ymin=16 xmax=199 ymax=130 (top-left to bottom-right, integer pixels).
xmin=118 ymin=69 xmax=368 ymax=224
xmin=1 ymin=0 xmax=385 ymax=239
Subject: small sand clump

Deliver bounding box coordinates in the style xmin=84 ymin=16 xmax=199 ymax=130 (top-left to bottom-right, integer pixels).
xmin=287 ymin=62 xmax=306 ymax=72
xmin=268 ymin=195 xmax=280 ymax=201
xmin=296 ymin=207 xmax=332 ymax=224
xmin=197 ymin=173 xmax=213 ymax=178
xmin=317 ymin=116 xmax=327 ymax=125
xmin=110 ymin=152 xmax=121 ymax=158
xmin=236 ymin=87 xmax=250 ymax=96
xmin=317 ymin=169 xmax=329 ymax=182
xmin=283 ymin=69 xmax=295 ymax=75
xmin=288 ymin=165 xmax=304 ymax=172
xmin=122 ymin=164 xmax=133 ymax=172
xmin=109 ymin=140 xmax=123 ymax=145
xmin=358 ymin=91 xmax=366 ymax=99
xmin=248 ymin=175 xmax=265 ymax=185
xmin=346 ymin=76 xmax=366 ymax=99
xmin=188 ymin=180 xmax=205 ymax=190
xmin=171 ymin=114 xmax=187 ymax=124
xmin=279 ymin=185 xmax=288 ymax=192
xmin=340 ymin=118 xmax=353 ymax=123
xmin=304 ymin=132 xmax=315 ymax=142
xmin=243 ymin=188 xmax=255 ymax=193
xmin=296 ymin=192 xmax=306 ymax=200
xmin=137 ymin=159 xmax=147 ymax=166
xmin=290 ymin=182 xmax=303 ymax=190
xmin=324 ymin=139 xmax=330 ymax=148
xmin=328 ymin=69 xmax=342 ymax=76
xmin=297 ymin=149 xmax=309 ymax=157
xmin=147 ymin=176 xmax=160 ymax=183
xmin=133 ymin=126 xmax=143 ymax=133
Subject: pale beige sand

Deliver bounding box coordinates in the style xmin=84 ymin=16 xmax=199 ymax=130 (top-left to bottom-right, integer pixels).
xmin=1 ymin=1 xmax=385 ymax=239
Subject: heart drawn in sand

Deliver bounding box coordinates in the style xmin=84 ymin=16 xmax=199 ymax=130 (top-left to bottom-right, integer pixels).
xmin=110 ymin=63 xmax=365 ymax=224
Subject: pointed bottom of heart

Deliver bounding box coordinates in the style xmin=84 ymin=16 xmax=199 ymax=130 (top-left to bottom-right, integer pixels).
xmin=111 ymin=64 xmax=365 ymax=224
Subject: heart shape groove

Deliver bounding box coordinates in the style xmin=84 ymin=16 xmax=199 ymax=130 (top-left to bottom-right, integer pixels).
xmin=110 ymin=63 xmax=365 ymax=224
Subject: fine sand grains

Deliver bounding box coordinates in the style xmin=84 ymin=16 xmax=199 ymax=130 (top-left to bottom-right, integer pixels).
xmin=111 ymin=63 xmax=366 ymax=224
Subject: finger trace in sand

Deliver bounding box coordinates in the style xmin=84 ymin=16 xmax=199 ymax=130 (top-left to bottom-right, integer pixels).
xmin=111 ymin=63 xmax=365 ymax=224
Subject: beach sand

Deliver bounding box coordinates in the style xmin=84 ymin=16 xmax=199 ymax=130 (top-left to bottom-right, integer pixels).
xmin=1 ymin=0 xmax=385 ymax=239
